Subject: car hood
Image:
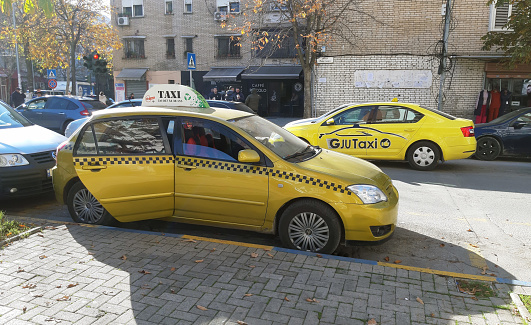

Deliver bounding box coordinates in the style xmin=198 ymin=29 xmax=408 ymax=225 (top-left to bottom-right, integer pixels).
xmin=298 ymin=149 xmax=391 ymax=187
xmin=0 ymin=125 xmax=66 ymax=154
xmin=284 ymin=117 xmax=320 ymax=127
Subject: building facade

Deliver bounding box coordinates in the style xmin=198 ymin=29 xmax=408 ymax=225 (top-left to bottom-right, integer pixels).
xmin=111 ymin=0 xmax=530 ymax=119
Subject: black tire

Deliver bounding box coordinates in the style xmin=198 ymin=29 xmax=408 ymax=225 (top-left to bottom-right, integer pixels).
xmin=476 ymin=136 xmax=501 ymax=161
xmin=67 ymin=182 xmax=114 ymax=225
xmin=278 ymin=200 xmax=341 ymax=254
xmin=60 ymin=120 xmax=73 ymax=135
xmin=407 ymin=141 xmax=440 ymax=171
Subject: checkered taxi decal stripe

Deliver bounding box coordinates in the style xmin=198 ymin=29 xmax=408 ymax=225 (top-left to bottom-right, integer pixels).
xmin=73 ymin=155 xmax=351 ymax=196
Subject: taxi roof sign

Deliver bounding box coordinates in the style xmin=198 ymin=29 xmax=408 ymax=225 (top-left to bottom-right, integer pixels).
xmin=142 ymin=85 xmax=210 ymax=109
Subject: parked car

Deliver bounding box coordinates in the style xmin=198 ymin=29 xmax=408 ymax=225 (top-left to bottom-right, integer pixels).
xmin=0 ymin=100 xmax=66 ymax=199
xmin=53 ymin=85 xmax=398 ymax=254
xmin=64 ymin=99 xmax=142 ymax=137
xmin=206 ymin=100 xmax=255 ymax=113
xmin=474 ymin=107 xmax=531 ymax=160
xmin=16 ymin=95 xmax=107 ymax=134
xmin=285 ymin=102 xmax=476 ymax=170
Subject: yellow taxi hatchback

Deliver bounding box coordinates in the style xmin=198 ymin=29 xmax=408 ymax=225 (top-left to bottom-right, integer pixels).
xmin=53 ymin=85 xmax=398 ymax=254
xmin=285 ymin=103 xmax=476 ymax=170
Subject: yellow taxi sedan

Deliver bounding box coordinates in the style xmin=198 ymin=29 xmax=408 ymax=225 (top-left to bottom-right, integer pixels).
xmin=285 ymin=103 xmax=476 ymax=170
xmin=52 ymin=85 xmax=398 ymax=254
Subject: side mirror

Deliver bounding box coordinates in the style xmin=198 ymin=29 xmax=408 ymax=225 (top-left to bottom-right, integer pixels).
xmin=326 ymin=118 xmax=335 ymax=125
xmin=238 ymin=149 xmax=260 ymax=163
xmin=512 ymin=121 xmax=526 ymax=129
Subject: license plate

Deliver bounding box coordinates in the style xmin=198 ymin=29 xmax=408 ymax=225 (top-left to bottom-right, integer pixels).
xmin=47 ymin=168 xmax=53 ymax=178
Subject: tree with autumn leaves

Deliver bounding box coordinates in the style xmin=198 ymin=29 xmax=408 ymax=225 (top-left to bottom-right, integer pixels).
xmin=1 ymin=0 xmax=120 ymax=94
xmin=482 ymin=0 xmax=531 ymax=67
xmin=224 ymin=0 xmax=366 ymax=118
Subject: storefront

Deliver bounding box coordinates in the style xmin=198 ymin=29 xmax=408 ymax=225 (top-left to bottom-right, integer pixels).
xmin=115 ymin=68 xmax=149 ymax=99
xmin=485 ymin=63 xmax=531 ymax=112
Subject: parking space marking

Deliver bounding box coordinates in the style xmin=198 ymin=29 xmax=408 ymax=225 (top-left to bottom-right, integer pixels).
xmin=181 ymin=234 xmax=274 ymax=250
xmin=378 ymin=262 xmax=496 ymax=282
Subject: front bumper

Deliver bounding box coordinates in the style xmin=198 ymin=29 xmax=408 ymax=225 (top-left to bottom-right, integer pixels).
xmin=0 ymin=161 xmax=55 ymax=199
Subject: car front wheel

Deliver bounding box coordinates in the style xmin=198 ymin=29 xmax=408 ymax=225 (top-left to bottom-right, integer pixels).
xmin=278 ymin=200 xmax=341 ymax=254
xmin=476 ymin=136 xmax=501 ymax=161
xmin=407 ymin=141 xmax=440 ymax=171
xmin=67 ymin=182 xmax=114 ymax=225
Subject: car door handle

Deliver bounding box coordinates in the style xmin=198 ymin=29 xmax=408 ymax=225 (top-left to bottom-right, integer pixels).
xmin=404 ymin=128 xmax=416 ymax=132
xmin=58 ymin=112 xmax=65 ymax=115
xmin=82 ymin=164 xmax=107 ymax=171
xmin=176 ymin=163 xmax=197 ymax=170
xmin=35 ymin=112 xmax=43 ymax=115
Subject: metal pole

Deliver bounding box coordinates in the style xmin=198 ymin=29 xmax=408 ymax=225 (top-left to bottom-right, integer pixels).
xmin=189 ymin=70 xmax=194 ymax=89
xmin=437 ymin=0 xmax=452 ymax=111
xmin=12 ymin=3 xmax=22 ymax=89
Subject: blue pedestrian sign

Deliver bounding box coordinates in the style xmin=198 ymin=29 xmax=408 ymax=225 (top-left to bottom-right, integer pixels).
xmin=47 ymin=69 xmax=57 ymax=79
xmin=187 ymin=53 xmax=196 ymax=70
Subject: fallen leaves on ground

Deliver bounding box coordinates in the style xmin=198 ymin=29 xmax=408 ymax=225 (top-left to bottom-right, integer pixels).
xmin=467 ymin=229 xmax=473 ymax=232
xmin=248 ymin=265 xmax=256 ymax=268
xmin=37 ymin=234 xmax=44 ymax=237
xmin=440 ymin=244 xmax=445 ymax=248
xmin=368 ymin=319 xmax=377 ymax=325
xmin=416 ymin=297 xmax=424 ymax=305
xmin=237 ymin=321 xmax=248 ymax=325
xmin=56 ymin=285 xmax=61 ymax=288
xmin=39 ymin=255 xmax=47 ymax=259
xmin=22 ymin=284 xmax=36 ymax=289
xmin=67 ymin=283 xmax=78 ymax=288
xmin=250 ymin=253 xmax=259 ymax=258
xmin=17 ymin=267 xmax=24 ymax=273
xmin=244 ymin=293 xmax=253 ymax=297
xmin=316 ymin=254 xmax=322 ymax=258
xmin=481 ymin=266 xmax=488 ymax=275
xmin=471 ymin=296 xmax=478 ymax=300
xmin=45 ymin=226 xmax=57 ymax=230
xmin=384 ymin=256 xmax=390 ymax=262
xmin=121 ymin=255 xmax=127 ymax=260
xmin=263 ymin=248 xmax=271 ymax=251
xmin=306 ymin=298 xmax=318 ymax=303
xmin=469 ymin=244 xmax=479 ymax=248
xmin=196 ymin=305 xmax=208 ymax=311
xmin=267 ymin=253 xmax=274 ymax=258
xmin=183 ymin=238 xmax=197 ymax=243
xmin=195 ymin=259 xmax=204 ymax=263
xmin=138 ymin=270 xmax=151 ymax=274
xmin=170 ymin=267 xmax=176 ymax=271
xmin=284 ymin=297 xmax=290 ymax=301
xmin=56 ymin=296 xmax=70 ymax=301
xmin=210 ymin=248 xmax=216 ymax=252
xmin=394 ymin=260 xmax=402 ymax=264
xmin=23 ymin=306 xmax=27 ymax=313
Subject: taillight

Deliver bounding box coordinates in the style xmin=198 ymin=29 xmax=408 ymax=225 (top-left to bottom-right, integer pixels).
xmin=460 ymin=126 xmax=474 ymax=137
xmin=80 ymin=108 xmax=90 ymax=116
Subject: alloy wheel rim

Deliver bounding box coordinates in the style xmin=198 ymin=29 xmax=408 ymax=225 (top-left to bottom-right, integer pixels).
xmin=288 ymin=212 xmax=329 ymax=252
xmin=73 ymin=189 xmax=105 ymax=223
xmin=412 ymin=146 xmax=435 ymax=166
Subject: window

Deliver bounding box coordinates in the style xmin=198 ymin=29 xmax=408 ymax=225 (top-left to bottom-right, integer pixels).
xmin=27 ymin=98 xmax=47 ymax=110
xmin=181 ymin=118 xmax=251 ymax=161
xmin=123 ymin=39 xmax=145 ymax=59
xmin=122 ymin=0 xmax=144 ymax=17
xmin=165 ymin=0 xmax=173 ymax=14
xmin=183 ymin=37 xmax=193 ymax=57
xmin=333 ymin=106 xmax=374 ymax=125
xmin=76 ymin=118 xmax=166 ymax=155
xmin=184 ymin=0 xmax=192 ymax=13
xmin=229 ymin=2 xmax=239 ymax=13
xmin=255 ymin=30 xmax=298 ymax=58
xmin=166 ymin=38 xmax=175 ymax=59
xmin=45 ymin=98 xmax=71 ymax=110
xmin=217 ymin=36 xmax=241 ymax=58
xmin=371 ymin=106 xmax=422 ymax=123
xmin=489 ymin=1 xmax=513 ymax=31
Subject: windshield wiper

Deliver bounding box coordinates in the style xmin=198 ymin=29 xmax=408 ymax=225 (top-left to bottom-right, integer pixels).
xmin=283 ymin=145 xmax=315 ymax=161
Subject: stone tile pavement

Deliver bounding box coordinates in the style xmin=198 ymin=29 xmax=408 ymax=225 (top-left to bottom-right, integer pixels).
xmin=0 ymin=222 xmax=529 ymax=325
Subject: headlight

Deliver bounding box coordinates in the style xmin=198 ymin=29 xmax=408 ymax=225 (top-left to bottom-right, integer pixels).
xmin=347 ymin=184 xmax=387 ymax=204
xmin=0 ymin=154 xmax=29 ymax=167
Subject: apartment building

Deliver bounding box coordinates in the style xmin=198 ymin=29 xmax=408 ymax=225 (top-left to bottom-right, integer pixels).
xmin=111 ymin=0 xmax=531 ymax=119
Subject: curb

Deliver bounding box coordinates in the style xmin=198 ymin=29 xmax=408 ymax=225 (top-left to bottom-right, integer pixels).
xmin=6 ymin=215 xmax=531 ymax=287
xmin=510 ymin=293 xmax=531 ymax=323
xmin=0 ymin=227 xmax=42 ymax=247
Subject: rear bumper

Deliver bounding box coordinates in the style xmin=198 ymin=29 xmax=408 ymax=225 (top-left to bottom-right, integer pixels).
xmin=442 ymin=138 xmax=477 ymax=161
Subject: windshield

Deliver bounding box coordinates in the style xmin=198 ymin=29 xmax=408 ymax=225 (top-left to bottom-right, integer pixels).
xmin=231 ymin=115 xmax=317 ymax=161
xmin=489 ymin=109 xmax=526 ymax=124
xmin=0 ymin=100 xmax=32 ymax=129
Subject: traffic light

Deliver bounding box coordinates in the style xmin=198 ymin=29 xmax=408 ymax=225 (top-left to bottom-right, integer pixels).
xmin=83 ymin=51 xmax=97 ymax=71
xmin=93 ymin=54 xmax=108 ymax=74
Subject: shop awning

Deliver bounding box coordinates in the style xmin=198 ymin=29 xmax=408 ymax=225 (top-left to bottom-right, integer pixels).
xmin=203 ymin=67 xmax=245 ymax=81
xmin=116 ymin=68 xmax=148 ymax=81
xmin=241 ymin=66 xmax=302 ymax=79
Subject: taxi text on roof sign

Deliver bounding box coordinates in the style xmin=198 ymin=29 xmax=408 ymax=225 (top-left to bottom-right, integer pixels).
xmin=142 ymin=85 xmax=210 ymax=109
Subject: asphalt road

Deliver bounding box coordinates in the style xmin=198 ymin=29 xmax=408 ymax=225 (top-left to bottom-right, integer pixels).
xmin=2 ymin=157 xmax=530 ymax=282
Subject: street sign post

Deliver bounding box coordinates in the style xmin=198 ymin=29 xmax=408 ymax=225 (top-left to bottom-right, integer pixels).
xmin=187 ymin=53 xmax=196 ymax=89
xmin=47 ymin=69 xmax=57 ymax=79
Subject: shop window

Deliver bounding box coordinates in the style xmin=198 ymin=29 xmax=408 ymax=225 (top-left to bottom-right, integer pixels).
xmin=166 ymin=38 xmax=175 ymax=59
xmin=184 ymin=0 xmax=192 ymax=13
xmin=217 ymin=36 xmax=241 ymax=59
xmin=124 ymin=39 xmax=145 ymax=59
xmin=489 ymin=1 xmax=513 ymax=31
xmin=122 ymin=0 xmax=144 ymax=17
xmin=165 ymin=0 xmax=173 ymax=14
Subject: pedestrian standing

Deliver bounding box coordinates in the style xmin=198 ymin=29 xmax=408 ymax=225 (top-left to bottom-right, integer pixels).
xmin=129 ymin=93 xmax=135 ymax=99
xmin=245 ymin=88 xmax=261 ymax=114
xmin=10 ymin=87 xmax=26 ymax=107
xmin=234 ymin=88 xmax=245 ymax=102
xmin=225 ymin=86 xmax=236 ymax=101
xmin=208 ymin=87 xmax=222 ymax=100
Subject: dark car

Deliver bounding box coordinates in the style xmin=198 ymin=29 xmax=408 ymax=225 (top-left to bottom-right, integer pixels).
xmin=475 ymin=107 xmax=531 ymax=160
xmin=16 ymin=95 xmax=107 ymax=134
xmin=206 ymin=100 xmax=255 ymax=113
xmin=0 ymin=100 xmax=66 ymax=199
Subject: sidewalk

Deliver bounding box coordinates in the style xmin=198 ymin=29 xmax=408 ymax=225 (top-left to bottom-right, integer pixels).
xmin=0 ymin=218 xmax=529 ymax=325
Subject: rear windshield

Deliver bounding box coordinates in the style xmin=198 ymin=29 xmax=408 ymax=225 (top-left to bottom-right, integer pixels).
xmin=420 ymin=106 xmax=456 ymax=120
xmin=81 ymin=100 xmax=107 ymax=110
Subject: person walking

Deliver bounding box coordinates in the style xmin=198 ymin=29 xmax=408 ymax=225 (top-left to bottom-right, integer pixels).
xmin=10 ymin=87 xmax=26 ymax=107
xmin=245 ymin=88 xmax=261 ymax=114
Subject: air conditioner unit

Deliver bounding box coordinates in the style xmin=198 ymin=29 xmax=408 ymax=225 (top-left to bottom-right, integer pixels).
xmin=214 ymin=11 xmax=227 ymax=21
xmin=118 ymin=17 xmax=130 ymax=26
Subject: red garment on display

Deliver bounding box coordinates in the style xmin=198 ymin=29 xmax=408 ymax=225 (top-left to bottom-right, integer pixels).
xmin=488 ymin=90 xmax=501 ymax=122
xmin=475 ymin=105 xmax=487 ymax=124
